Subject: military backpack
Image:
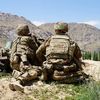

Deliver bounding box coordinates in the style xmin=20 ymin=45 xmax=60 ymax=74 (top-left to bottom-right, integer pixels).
xmin=46 ymin=35 xmax=75 ymax=61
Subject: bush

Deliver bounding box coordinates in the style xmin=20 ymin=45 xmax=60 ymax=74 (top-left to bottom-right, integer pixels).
xmin=82 ymin=51 xmax=100 ymax=61
xmin=75 ymin=81 xmax=100 ymax=100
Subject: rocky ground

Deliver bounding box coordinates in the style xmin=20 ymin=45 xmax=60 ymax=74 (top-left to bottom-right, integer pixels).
xmin=0 ymin=60 xmax=100 ymax=100
xmin=82 ymin=60 xmax=100 ymax=81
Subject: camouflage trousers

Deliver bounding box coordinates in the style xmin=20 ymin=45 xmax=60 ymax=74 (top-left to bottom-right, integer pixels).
xmin=10 ymin=53 xmax=36 ymax=71
xmin=53 ymin=70 xmax=87 ymax=83
xmin=12 ymin=65 xmax=42 ymax=85
xmin=41 ymin=60 xmax=86 ymax=83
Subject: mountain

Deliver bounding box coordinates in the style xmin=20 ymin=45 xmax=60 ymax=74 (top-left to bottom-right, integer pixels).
xmin=39 ymin=23 xmax=100 ymax=52
xmin=0 ymin=12 xmax=49 ymax=48
xmin=0 ymin=12 xmax=100 ymax=52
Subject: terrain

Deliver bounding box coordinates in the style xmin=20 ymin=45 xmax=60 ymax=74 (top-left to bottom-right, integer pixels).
xmin=0 ymin=12 xmax=100 ymax=100
xmin=0 ymin=12 xmax=100 ymax=52
xmin=0 ymin=12 xmax=50 ymax=47
xmin=0 ymin=60 xmax=100 ymax=100
xmin=39 ymin=23 xmax=100 ymax=52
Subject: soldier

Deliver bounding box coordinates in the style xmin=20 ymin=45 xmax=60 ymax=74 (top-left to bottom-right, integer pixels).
xmin=36 ymin=22 xmax=85 ymax=83
xmin=9 ymin=24 xmax=41 ymax=92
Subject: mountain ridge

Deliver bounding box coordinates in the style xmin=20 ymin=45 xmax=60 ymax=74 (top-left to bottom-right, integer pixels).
xmin=39 ymin=23 xmax=100 ymax=51
xmin=0 ymin=12 xmax=100 ymax=52
xmin=0 ymin=12 xmax=49 ymax=47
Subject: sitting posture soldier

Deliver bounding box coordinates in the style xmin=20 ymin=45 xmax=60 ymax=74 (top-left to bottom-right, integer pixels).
xmin=9 ymin=24 xmax=41 ymax=92
xmin=36 ymin=22 xmax=85 ymax=83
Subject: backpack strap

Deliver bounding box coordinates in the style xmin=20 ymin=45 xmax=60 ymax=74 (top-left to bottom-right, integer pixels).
xmin=10 ymin=36 xmax=21 ymax=55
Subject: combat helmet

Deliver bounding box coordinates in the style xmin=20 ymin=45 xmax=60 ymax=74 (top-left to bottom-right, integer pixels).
xmin=54 ymin=22 xmax=68 ymax=34
xmin=16 ymin=24 xmax=30 ymax=36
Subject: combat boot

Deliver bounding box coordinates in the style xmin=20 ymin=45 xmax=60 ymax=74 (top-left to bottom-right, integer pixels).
xmin=9 ymin=79 xmax=24 ymax=92
xmin=40 ymin=68 xmax=48 ymax=81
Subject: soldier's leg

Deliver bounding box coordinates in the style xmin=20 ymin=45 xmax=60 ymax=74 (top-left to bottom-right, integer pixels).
xmin=40 ymin=67 xmax=48 ymax=81
xmin=40 ymin=61 xmax=53 ymax=81
xmin=53 ymin=70 xmax=87 ymax=83
xmin=19 ymin=64 xmax=39 ymax=84
xmin=63 ymin=63 xmax=78 ymax=73
xmin=20 ymin=69 xmax=38 ymax=81
xmin=9 ymin=78 xmax=24 ymax=92
xmin=10 ymin=54 xmax=22 ymax=87
xmin=60 ymin=71 xmax=87 ymax=83
xmin=52 ymin=62 xmax=86 ymax=83
xmin=53 ymin=70 xmax=67 ymax=81
xmin=9 ymin=66 xmax=39 ymax=92
xmin=10 ymin=54 xmax=20 ymax=71
xmin=9 ymin=70 xmax=24 ymax=92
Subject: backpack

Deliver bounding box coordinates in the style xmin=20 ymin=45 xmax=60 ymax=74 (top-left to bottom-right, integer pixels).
xmin=10 ymin=36 xmax=37 ymax=63
xmin=46 ymin=35 xmax=73 ymax=60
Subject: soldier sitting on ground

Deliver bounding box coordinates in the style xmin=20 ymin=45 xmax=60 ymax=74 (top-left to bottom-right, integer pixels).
xmin=36 ymin=22 xmax=87 ymax=83
xmin=9 ymin=24 xmax=41 ymax=92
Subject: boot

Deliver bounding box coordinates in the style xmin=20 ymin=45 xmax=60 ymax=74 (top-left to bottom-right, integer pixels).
xmin=9 ymin=79 xmax=24 ymax=92
xmin=40 ymin=68 xmax=48 ymax=81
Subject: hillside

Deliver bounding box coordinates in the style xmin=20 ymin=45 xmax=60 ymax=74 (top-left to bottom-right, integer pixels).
xmin=39 ymin=23 xmax=100 ymax=52
xmin=0 ymin=60 xmax=100 ymax=100
xmin=0 ymin=12 xmax=49 ymax=47
xmin=0 ymin=12 xmax=100 ymax=52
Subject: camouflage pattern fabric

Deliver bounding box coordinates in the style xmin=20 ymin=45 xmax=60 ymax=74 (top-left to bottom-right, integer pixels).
xmin=10 ymin=35 xmax=38 ymax=70
xmin=10 ymin=35 xmax=39 ymax=82
xmin=53 ymin=70 xmax=86 ymax=83
xmin=37 ymin=35 xmax=84 ymax=83
xmin=9 ymin=25 xmax=41 ymax=88
xmin=41 ymin=60 xmax=79 ymax=81
xmin=46 ymin=35 xmax=72 ymax=60
xmin=36 ymin=22 xmax=85 ymax=83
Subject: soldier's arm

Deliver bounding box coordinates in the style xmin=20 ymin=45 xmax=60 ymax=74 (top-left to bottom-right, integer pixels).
xmin=32 ymin=35 xmax=44 ymax=47
xmin=74 ymin=43 xmax=82 ymax=60
xmin=36 ymin=37 xmax=51 ymax=64
xmin=73 ymin=43 xmax=82 ymax=69
xmin=28 ymin=37 xmax=38 ymax=51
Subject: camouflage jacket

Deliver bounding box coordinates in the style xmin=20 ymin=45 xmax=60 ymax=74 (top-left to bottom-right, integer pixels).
xmin=10 ymin=35 xmax=39 ymax=64
xmin=36 ymin=35 xmax=82 ymax=64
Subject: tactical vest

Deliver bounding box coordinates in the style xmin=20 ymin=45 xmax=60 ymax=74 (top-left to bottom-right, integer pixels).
xmin=46 ymin=35 xmax=74 ymax=61
xmin=11 ymin=36 xmax=35 ymax=55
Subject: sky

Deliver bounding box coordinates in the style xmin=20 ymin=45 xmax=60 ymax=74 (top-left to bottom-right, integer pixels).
xmin=0 ymin=0 xmax=100 ymax=28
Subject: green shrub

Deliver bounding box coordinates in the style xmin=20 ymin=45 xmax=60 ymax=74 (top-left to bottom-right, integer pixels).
xmin=75 ymin=81 xmax=100 ymax=100
xmin=82 ymin=51 xmax=100 ymax=61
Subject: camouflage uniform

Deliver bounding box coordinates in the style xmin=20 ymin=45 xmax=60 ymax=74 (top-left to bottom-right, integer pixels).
xmin=36 ymin=22 xmax=85 ymax=83
xmin=9 ymin=25 xmax=41 ymax=92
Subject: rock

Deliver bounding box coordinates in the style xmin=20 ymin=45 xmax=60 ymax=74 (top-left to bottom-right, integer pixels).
xmin=82 ymin=60 xmax=100 ymax=81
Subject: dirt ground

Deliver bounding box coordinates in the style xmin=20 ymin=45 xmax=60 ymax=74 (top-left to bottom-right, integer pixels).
xmin=82 ymin=60 xmax=100 ymax=81
xmin=0 ymin=60 xmax=100 ymax=100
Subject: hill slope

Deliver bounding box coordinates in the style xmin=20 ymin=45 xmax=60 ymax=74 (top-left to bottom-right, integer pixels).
xmin=0 ymin=60 xmax=100 ymax=100
xmin=0 ymin=12 xmax=49 ymax=47
xmin=0 ymin=12 xmax=100 ymax=52
xmin=39 ymin=23 xmax=100 ymax=51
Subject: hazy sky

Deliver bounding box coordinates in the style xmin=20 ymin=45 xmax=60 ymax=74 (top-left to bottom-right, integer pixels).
xmin=0 ymin=0 xmax=100 ymax=28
